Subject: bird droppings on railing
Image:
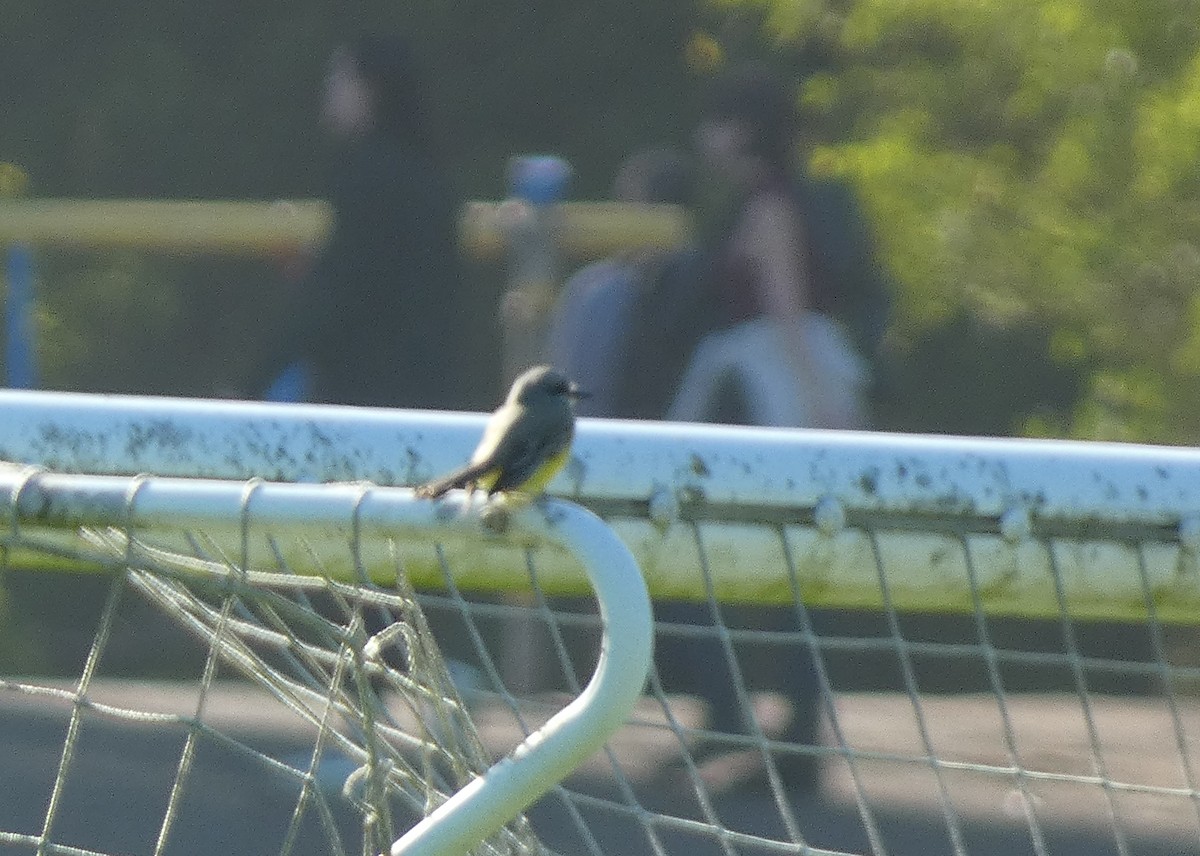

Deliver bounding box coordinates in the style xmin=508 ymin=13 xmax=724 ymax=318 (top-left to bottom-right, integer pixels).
xmin=0 ymin=390 xmax=1196 ymax=531
xmin=1 ymin=391 xmax=1200 ymax=618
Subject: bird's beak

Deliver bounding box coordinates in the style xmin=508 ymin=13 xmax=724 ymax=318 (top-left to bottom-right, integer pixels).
xmin=568 ymin=384 xmax=591 ymax=400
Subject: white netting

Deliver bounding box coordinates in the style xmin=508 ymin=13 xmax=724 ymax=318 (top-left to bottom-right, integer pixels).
xmin=1 ymin=507 xmax=551 ymax=856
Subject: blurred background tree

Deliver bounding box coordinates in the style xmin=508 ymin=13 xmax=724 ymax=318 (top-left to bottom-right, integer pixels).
xmin=697 ymin=0 xmax=1200 ymax=441
xmin=0 ymin=0 xmax=1198 ymax=441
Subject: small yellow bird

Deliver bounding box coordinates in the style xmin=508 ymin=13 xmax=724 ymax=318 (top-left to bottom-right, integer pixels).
xmin=416 ymin=365 xmax=588 ymax=500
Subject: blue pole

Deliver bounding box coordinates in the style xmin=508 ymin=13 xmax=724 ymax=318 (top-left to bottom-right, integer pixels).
xmin=6 ymin=243 xmax=36 ymax=389
xmin=264 ymin=360 xmax=311 ymax=403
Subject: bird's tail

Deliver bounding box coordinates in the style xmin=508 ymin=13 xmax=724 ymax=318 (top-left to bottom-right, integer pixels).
xmin=414 ymin=461 xmax=495 ymax=499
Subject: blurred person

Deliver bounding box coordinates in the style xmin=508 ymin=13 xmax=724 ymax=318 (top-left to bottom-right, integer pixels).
xmin=257 ymin=35 xmax=470 ymax=408
xmin=546 ymin=147 xmax=695 ymax=417
xmin=667 ymin=63 xmax=888 ymax=429
xmin=655 ymin=65 xmax=893 ymax=794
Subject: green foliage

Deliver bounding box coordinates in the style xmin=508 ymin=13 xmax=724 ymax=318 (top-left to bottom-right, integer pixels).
xmin=33 ymin=252 xmax=183 ymax=392
xmin=700 ymin=0 xmax=1200 ymax=442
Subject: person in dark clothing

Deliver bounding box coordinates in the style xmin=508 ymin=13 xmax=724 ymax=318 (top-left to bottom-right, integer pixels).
xmin=654 ymin=64 xmax=896 ymax=794
xmin=666 ymin=63 xmax=875 ymax=429
xmin=547 ymin=147 xmax=695 ymax=418
xmin=258 ymin=36 xmax=469 ymax=409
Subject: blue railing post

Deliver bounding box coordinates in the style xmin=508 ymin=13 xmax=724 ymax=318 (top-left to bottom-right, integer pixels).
xmin=499 ymin=155 xmax=572 ymax=383
xmin=5 ymin=242 xmax=37 ymax=389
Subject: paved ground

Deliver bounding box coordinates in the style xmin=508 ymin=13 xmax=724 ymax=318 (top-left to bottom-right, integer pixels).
xmin=1 ymin=682 xmax=1196 ymax=856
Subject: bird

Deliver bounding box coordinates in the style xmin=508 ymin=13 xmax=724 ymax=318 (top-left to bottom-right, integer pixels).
xmin=415 ymin=365 xmax=588 ymax=500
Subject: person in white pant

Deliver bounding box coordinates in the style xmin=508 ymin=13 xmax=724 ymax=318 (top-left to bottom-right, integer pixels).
xmin=667 ymin=312 xmax=868 ymax=428
xmin=657 ymin=64 xmax=891 ymax=794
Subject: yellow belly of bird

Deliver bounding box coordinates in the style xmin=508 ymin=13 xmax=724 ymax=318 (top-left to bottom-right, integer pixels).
xmin=477 ymin=445 xmax=571 ymax=497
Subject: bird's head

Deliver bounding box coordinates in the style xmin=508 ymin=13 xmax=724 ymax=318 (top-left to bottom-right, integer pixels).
xmin=509 ymin=365 xmax=589 ymax=407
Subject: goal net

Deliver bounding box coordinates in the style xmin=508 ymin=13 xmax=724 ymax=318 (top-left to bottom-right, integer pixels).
xmin=2 ymin=390 xmax=1198 ymax=856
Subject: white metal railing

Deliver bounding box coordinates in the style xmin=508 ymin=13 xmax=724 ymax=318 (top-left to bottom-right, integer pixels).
xmin=2 ymin=389 xmax=1199 ymax=620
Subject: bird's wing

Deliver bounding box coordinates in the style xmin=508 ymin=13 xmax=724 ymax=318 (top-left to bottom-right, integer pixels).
xmin=416 ymin=403 xmax=533 ymax=499
xmin=479 ymin=404 xmax=574 ymax=495
xmin=414 ymin=459 xmax=495 ymax=499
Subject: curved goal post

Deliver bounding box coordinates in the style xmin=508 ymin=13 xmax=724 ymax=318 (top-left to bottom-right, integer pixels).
xmin=2 ymin=389 xmax=1200 ymax=856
